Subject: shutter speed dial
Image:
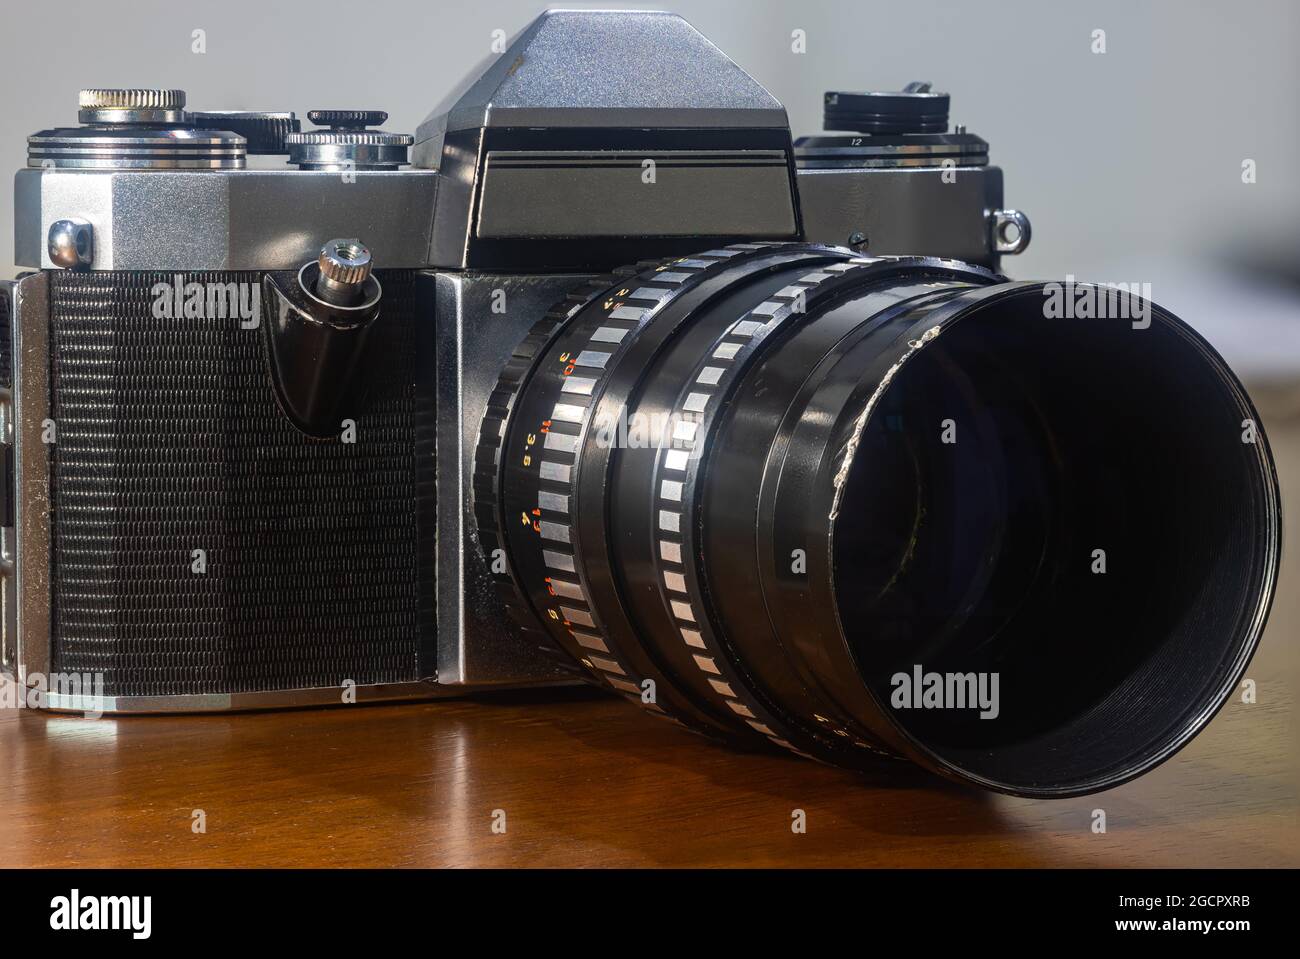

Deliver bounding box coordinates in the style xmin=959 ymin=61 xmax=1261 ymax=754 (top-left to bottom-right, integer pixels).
xmin=286 ymin=110 xmax=413 ymax=170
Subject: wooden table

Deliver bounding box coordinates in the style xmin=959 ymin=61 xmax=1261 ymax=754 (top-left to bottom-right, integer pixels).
xmin=3 ymin=416 xmax=1297 ymax=869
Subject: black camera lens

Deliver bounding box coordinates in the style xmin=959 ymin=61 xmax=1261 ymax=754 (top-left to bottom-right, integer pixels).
xmin=477 ymin=244 xmax=1280 ymax=797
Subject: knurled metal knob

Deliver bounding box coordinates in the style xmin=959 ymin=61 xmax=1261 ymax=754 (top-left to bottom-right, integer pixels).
xmin=286 ymin=130 xmax=414 ymax=146
xmin=189 ymin=111 xmax=300 ymax=154
xmin=823 ymin=83 xmax=950 ymax=135
xmin=79 ymin=88 xmax=186 ymax=110
xmin=307 ymin=110 xmax=389 ymax=129
xmin=286 ymin=110 xmax=412 ymax=170
xmin=79 ymin=88 xmax=187 ymax=125
xmin=318 ymin=239 xmax=373 ymax=286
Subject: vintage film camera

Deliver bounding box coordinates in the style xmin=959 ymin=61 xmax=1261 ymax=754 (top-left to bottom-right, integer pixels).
xmin=1 ymin=10 xmax=1279 ymax=796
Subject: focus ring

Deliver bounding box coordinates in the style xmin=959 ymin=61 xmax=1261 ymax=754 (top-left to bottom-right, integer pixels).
xmin=649 ymin=257 xmax=992 ymax=761
xmin=647 ymin=261 xmax=878 ymax=752
xmin=492 ymin=255 xmax=732 ymax=707
xmin=493 ymin=243 xmax=870 ymax=747
xmin=490 ymin=246 xmax=787 ymax=723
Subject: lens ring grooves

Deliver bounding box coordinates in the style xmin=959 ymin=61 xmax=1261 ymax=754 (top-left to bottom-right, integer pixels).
xmin=474 ymin=269 xmax=632 ymax=647
xmin=492 ymin=247 xmax=1008 ymax=751
xmin=646 ymin=260 xmax=881 ymax=753
xmin=647 ymin=257 xmax=998 ymax=759
xmin=701 ymin=272 xmax=1000 ymax=761
xmin=497 ymin=274 xmax=701 ymax=708
xmin=586 ymin=247 xmax=870 ymax=742
xmin=577 ymin=246 xmax=892 ymax=743
xmin=495 ymin=244 xmax=797 ymax=730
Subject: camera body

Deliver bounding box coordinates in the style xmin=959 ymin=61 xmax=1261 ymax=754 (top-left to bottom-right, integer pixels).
xmin=2 ymin=10 xmax=1281 ymax=802
xmin=2 ymin=9 xmax=1027 ymax=710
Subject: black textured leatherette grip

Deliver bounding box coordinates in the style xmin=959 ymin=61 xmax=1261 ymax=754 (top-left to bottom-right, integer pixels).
xmin=47 ymin=270 xmax=421 ymax=697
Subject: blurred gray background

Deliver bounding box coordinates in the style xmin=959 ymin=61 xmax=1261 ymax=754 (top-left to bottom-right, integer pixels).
xmin=3 ymin=0 xmax=1298 ymax=387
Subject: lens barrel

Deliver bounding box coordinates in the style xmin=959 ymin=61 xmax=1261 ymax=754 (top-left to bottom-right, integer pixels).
xmin=476 ymin=243 xmax=1281 ymax=797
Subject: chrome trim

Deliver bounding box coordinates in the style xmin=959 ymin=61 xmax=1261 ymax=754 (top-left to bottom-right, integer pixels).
xmin=1 ymin=281 xmax=14 ymax=674
xmin=990 ymin=208 xmax=1032 ymax=255
xmin=430 ymin=271 xmax=595 ymax=687
xmin=14 ymin=167 xmax=438 ymax=271
xmin=12 ymin=271 xmax=51 ymax=684
xmin=42 ymin=680 xmax=448 ymax=714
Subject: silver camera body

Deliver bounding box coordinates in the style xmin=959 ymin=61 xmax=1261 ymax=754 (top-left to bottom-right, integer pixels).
xmin=2 ymin=9 xmax=1026 ymax=712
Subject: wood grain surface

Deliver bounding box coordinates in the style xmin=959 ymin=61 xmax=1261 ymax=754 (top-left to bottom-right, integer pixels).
xmin=2 ymin=414 xmax=1297 ymax=869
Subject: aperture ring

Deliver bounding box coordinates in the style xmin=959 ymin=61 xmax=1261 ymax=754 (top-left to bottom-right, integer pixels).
xmin=494 ymin=244 xmax=786 ymax=711
xmin=474 ymin=271 xmax=630 ymax=639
